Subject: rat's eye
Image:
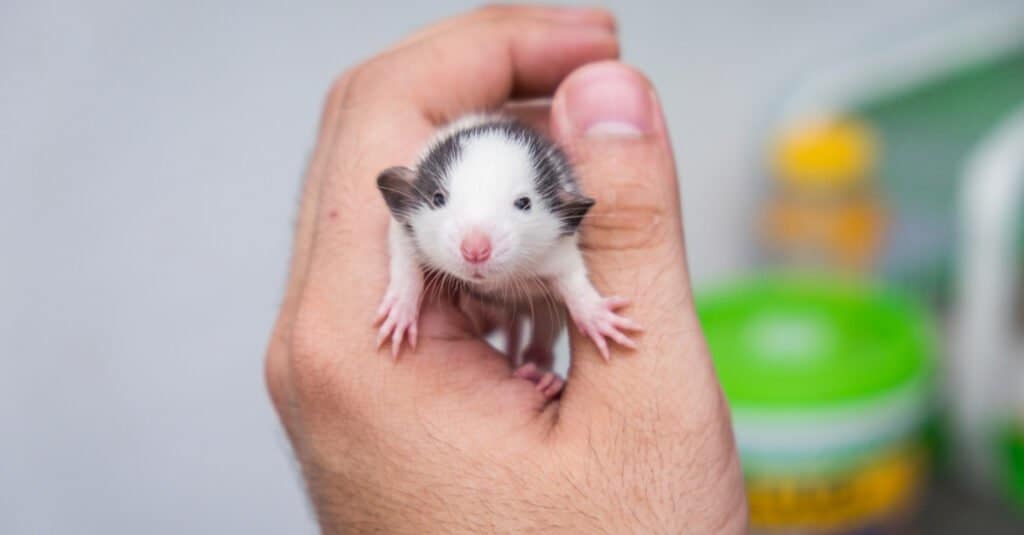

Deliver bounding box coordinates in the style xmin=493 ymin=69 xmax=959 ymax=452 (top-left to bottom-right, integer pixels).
xmin=514 ymin=196 xmax=531 ymax=211
xmin=432 ymin=192 xmax=446 ymax=208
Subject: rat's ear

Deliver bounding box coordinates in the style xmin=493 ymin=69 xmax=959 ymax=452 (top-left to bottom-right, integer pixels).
xmin=557 ymin=191 xmax=596 ymax=232
xmin=376 ymin=166 xmax=418 ymax=221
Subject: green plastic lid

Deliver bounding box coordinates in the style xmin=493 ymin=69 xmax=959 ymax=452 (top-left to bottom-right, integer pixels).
xmin=697 ymin=277 xmax=934 ymax=409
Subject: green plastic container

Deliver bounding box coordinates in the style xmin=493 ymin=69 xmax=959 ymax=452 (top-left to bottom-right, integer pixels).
xmin=1000 ymin=423 xmax=1024 ymax=511
xmin=698 ymin=277 xmax=935 ymax=534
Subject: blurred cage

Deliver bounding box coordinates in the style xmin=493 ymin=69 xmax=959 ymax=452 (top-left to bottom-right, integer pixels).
xmin=698 ymin=4 xmax=1024 ymax=534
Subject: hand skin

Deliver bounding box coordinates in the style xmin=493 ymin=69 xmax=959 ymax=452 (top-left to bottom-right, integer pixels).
xmin=264 ymin=5 xmax=747 ymax=534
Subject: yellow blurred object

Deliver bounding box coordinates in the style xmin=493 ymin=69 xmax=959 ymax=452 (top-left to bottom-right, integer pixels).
xmin=747 ymin=444 xmax=924 ymax=531
xmin=761 ymin=116 xmax=887 ymax=272
xmin=773 ymin=118 xmax=878 ymax=187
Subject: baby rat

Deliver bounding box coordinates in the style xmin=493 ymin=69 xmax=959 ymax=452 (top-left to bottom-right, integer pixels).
xmin=375 ymin=114 xmax=640 ymax=392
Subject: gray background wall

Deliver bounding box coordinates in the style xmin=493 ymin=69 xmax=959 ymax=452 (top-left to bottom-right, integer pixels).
xmin=0 ymin=0 xmax=999 ymax=533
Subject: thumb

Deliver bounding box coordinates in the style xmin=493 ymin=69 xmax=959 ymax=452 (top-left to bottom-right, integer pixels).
xmin=549 ymin=61 xmax=724 ymax=425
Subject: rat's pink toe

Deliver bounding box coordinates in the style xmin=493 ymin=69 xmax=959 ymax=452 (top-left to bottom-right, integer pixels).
xmin=536 ymin=372 xmax=555 ymax=392
xmin=543 ymin=376 xmax=565 ymax=398
xmin=538 ymin=374 xmax=564 ymax=399
xmin=513 ymin=364 xmax=564 ymax=400
xmin=513 ymin=362 xmax=540 ymax=382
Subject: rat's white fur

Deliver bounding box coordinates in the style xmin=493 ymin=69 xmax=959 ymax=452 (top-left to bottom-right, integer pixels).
xmin=409 ymin=129 xmax=568 ymax=292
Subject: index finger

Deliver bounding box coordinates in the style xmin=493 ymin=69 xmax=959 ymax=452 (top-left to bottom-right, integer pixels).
xmin=353 ymin=11 xmax=619 ymax=125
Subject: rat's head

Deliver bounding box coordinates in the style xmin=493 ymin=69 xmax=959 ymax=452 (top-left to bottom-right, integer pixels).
xmin=377 ymin=124 xmax=594 ymax=285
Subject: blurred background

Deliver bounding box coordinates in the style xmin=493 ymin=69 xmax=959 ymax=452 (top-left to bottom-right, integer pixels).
xmin=2 ymin=0 xmax=1023 ymax=533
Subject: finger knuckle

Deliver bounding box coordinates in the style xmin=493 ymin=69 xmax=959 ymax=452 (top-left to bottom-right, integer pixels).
xmin=287 ymin=305 xmax=346 ymax=400
xmin=575 ymin=146 xmax=679 ymax=252
xmin=330 ymin=61 xmax=386 ymax=110
xmin=347 ymin=63 xmax=417 ymax=119
xmin=264 ymin=345 xmax=289 ymax=415
xmin=326 ymin=71 xmax=349 ymax=99
xmin=341 ymin=61 xmax=373 ymax=96
xmin=581 ymin=193 xmax=672 ymax=252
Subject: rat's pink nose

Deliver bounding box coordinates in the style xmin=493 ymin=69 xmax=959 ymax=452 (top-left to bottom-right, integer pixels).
xmin=460 ymin=231 xmax=492 ymax=264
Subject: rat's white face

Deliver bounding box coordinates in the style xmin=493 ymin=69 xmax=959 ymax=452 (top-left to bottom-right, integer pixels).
xmin=408 ymin=133 xmax=565 ymax=287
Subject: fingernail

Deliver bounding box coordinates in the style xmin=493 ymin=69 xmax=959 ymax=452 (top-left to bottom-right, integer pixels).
xmin=564 ymin=62 xmax=654 ymax=137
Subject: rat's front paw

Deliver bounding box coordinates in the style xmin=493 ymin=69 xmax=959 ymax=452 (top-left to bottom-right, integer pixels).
xmin=566 ymin=296 xmax=642 ymax=360
xmin=374 ymin=287 xmax=420 ymax=359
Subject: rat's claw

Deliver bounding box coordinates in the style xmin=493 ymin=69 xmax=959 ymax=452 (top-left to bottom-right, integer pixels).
xmin=375 ymin=291 xmax=420 ymax=358
xmin=568 ymin=295 xmax=642 ymax=360
xmin=605 ymin=296 xmax=631 ymax=310
xmin=610 ymin=314 xmax=644 ymax=332
xmin=376 ymin=316 xmax=396 ymax=348
xmin=374 ymin=294 xmax=394 ymax=325
xmin=391 ymin=327 xmax=403 ymax=360
xmin=602 ymin=322 xmax=637 ymax=349
xmin=584 ymin=324 xmax=611 ymax=361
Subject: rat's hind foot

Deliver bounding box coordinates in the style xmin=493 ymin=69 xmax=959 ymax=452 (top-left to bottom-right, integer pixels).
xmin=375 ymin=288 xmax=420 ymax=359
xmin=513 ymin=363 xmax=564 ymax=400
xmin=566 ymin=296 xmax=643 ymax=361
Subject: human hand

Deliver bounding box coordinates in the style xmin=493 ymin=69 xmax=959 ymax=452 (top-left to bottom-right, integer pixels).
xmin=264 ymin=5 xmax=746 ymax=533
